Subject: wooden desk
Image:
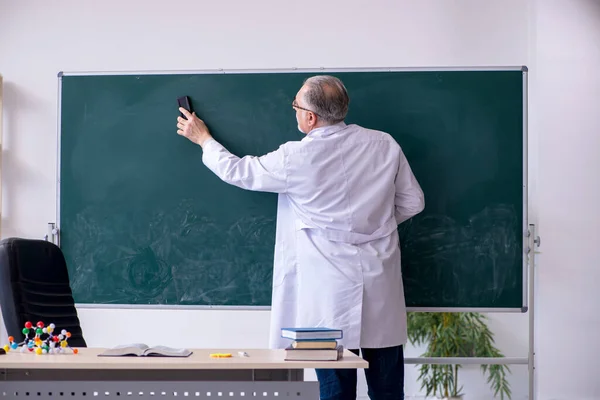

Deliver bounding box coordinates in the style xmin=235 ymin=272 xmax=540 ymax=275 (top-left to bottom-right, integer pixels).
xmin=0 ymin=348 xmax=368 ymax=399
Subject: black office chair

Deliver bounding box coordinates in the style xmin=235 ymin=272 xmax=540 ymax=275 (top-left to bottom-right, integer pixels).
xmin=0 ymin=237 xmax=87 ymax=347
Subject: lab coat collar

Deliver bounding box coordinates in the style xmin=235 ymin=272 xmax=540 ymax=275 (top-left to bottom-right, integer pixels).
xmin=305 ymin=122 xmax=348 ymax=139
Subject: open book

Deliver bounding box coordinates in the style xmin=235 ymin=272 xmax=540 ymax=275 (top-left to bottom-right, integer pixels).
xmin=98 ymin=343 xmax=192 ymax=357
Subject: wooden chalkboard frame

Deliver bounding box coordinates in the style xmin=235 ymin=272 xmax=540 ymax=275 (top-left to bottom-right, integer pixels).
xmin=54 ymin=66 xmax=529 ymax=312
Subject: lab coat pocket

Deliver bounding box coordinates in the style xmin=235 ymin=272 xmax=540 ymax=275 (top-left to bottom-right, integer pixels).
xmin=272 ymin=235 xmax=297 ymax=288
xmin=294 ymin=224 xmax=364 ymax=287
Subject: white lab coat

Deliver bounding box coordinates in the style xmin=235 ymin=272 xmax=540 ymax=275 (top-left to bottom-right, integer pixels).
xmin=201 ymin=122 xmax=424 ymax=349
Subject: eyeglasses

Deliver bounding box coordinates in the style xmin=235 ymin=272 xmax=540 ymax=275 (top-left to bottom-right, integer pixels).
xmin=292 ymin=100 xmax=321 ymax=117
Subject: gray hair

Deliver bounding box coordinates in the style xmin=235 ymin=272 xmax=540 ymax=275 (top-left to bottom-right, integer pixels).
xmin=302 ymin=75 xmax=349 ymax=124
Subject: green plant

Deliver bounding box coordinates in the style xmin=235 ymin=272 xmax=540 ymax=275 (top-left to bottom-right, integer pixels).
xmin=407 ymin=312 xmax=512 ymax=399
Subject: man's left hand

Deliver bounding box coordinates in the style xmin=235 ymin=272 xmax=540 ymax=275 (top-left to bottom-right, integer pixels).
xmin=177 ymin=108 xmax=213 ymax=147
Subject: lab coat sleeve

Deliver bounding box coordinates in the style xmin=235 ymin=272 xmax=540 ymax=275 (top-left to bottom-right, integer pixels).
xmin=394 ymin=149 xmax=425 ymax=224
xmin=201 ymin=138 xmax=288 ymax=193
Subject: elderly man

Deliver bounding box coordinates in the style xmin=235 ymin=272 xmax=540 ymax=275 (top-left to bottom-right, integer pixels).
xmin=177 ymin=75 xmax=425 ymax=400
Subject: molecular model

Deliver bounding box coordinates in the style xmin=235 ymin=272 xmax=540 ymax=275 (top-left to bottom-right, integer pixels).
xmin=3 ymin=321 xmax=79 ymax=355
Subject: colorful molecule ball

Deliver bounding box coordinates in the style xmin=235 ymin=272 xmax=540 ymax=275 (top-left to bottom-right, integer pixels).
xmin=3 ymin=321 xmax=78 ymax=355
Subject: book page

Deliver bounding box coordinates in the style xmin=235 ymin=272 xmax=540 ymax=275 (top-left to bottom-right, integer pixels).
xmin=98 ymin=343 xmax=149 ymax=357
xmin=144 ymin=345 xmax=192 ymax=357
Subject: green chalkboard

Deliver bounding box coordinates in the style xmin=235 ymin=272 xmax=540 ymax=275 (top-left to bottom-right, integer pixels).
xmin=58 ymin=68 xmax=527 ymax=310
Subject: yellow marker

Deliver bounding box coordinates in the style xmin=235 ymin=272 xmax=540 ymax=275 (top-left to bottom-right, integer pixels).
xmin=210 ymin=353 xmax=232 ymax=358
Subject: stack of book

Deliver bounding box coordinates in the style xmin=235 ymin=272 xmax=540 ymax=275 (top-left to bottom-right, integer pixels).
xmin=281 ymin=327 xmax=343 ymax=361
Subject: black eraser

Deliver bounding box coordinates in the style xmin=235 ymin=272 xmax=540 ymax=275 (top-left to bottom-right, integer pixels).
xmin=177 ymin=96 xmax=194 ymax=119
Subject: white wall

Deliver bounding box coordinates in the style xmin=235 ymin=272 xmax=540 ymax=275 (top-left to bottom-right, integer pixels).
xmin=532 ymin=0 xmax=600 ymax=399
xmin=6 ymin=0 xmax=598 ymax=399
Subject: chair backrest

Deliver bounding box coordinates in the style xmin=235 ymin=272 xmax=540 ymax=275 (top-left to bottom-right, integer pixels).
xmin=0 ymin=237 xmax=87 ymax=347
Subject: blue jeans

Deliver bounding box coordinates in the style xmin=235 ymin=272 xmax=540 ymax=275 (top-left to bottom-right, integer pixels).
xmin=315 ymin=345 xmax=404 ymax=400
